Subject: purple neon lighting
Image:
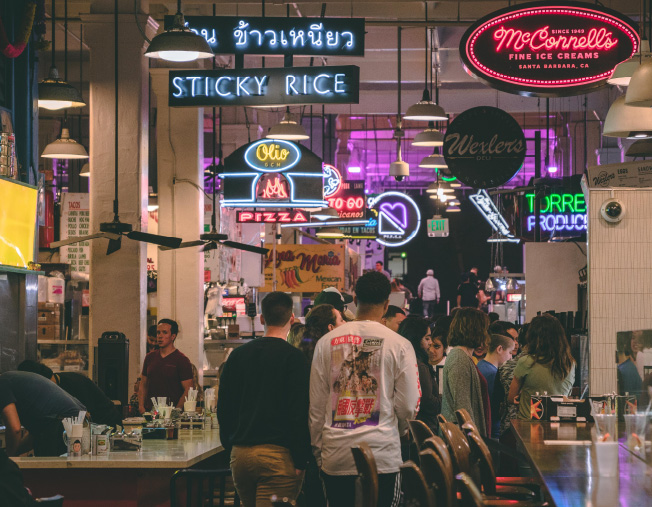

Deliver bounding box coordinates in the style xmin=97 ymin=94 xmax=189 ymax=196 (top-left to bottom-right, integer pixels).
xmin=379 ymin=202 xmax=408 ymax=229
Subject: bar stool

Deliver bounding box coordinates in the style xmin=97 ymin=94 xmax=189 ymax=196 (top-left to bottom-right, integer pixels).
xmin=408 ymin=419 xmax=436 ymax=452
xmin=351 ymin=442 xmax=379 ymax=507
xmin=400 ymin=461 xmax=436 ymax=507
xmin=170 ymin=468 xmax=240 ymax=507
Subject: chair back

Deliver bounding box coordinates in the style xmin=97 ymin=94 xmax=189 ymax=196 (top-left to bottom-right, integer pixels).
xmin=455 ymin=472 xmax=485 ymax=507
xmin=437 ymin=414 xmax=448 ymax=425
xmin=438 ymin=421 xmax=472 ymax=475
xmin=400 ymin=461 xmax=436 ymax=507
xmin=351 ymin=442 xmax=379 ymax=507
xmin=455 ymin=409 xmax=479 ymax=432
xmin=462 ymin=422 xmax=498 ymax=495
xmin=419 ymin=449 xmax=455 ymax=507
xmin=271 ymin=496 xmax=296 ymax=506
xmin=408 ymin=419 xmax=436 ymax=452
xmin=35 ymin=495 xmax=64 ymax=506
xmin=170 ymin=468 xmax=240 ymax=507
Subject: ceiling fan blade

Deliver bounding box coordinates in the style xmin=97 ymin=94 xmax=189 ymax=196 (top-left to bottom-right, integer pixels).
xmin=159 ymin=240 xmax=207 ymax=251
xmin=220 ymin=241 xmax=269 ymax=255
xmin=49 ymin=232 xmax=111 ymax=249
xmin=200 ymin=242 xmax=218 ymax=253
xmin=106 ymin=236 xmax=122 ymax=255
xmin=127 ymin=231 xmax=182 ymax=249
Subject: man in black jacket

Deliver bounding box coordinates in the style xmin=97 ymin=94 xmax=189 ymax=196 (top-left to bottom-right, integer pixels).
xmin=18 ymin=360 xmax=122 ymax=428
xmin=217 ymin=292 xmax=310 ymax=507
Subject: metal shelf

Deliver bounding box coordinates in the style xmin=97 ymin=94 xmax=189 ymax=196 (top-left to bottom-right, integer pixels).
xmin=38 ymin=340 xmax=89 ymax=345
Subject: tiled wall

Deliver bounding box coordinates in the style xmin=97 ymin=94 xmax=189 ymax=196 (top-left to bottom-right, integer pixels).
xmin=588 ymin=189 xmax=652 ymax=394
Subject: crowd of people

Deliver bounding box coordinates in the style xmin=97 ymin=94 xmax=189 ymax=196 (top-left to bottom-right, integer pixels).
xmin=216 ymin=270 xmax=577 ymax=507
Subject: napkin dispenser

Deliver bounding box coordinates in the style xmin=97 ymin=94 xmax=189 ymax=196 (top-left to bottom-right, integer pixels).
xmin=110 ymin=432 xmax=142 ymax=451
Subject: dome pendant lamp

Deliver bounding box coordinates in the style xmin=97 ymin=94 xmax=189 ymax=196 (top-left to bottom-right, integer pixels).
xmin=266 ymin=107 xmax=309 ymax=141
xmin=145 ymin=0 xmax=214 ymax=62
xmin=603 ymin=96 xmax=652 ymax=138
xmin=404 ymin=9 xmax=447 ymax=122
xmin=610 ymin=0 xmax=650 ymax=86
xmin=38 ymin=0 xmax=85 ymax=110
xmin=412 ymin=121 xmax=444 ymax=147
xmin=42 ymin=128 xmax=89 ymax=159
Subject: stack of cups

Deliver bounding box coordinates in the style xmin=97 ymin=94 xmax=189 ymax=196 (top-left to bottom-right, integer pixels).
xmin=593 ymin=414 xmax=618 ymax=477
xmin=0 ymin=133 xmax=16 ymax=178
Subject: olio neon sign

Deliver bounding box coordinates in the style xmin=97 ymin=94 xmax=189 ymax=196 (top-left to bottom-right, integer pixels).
xmin=244 ymin=140 xmax=300 ymax=172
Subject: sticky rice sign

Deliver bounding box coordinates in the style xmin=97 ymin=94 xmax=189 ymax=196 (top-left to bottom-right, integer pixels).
xmin=260 ymin=244 xmax=345 ymax=292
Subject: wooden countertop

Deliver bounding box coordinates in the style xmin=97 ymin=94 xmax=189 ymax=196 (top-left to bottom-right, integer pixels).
xmin=11 ymin=429 xmax=223 ymax=470
xmin=511 ymin=420 xmax=652 ymax=507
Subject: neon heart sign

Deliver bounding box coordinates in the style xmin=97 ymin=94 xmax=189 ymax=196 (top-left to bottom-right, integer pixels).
xmin=370 ymin=192 xmax=421 ymax=247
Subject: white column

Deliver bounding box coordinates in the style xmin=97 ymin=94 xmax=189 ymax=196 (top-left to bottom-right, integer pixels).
xmin=83 ymin=10 xmax=156 ymax=389
xmin=150 ymin=69 xmax=204 ymax=376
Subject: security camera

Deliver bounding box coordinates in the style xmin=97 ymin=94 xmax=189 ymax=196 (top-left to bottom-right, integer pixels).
xmin=389 ymin=160 xmax=409 ymax=182
xmin=600 ymin=198 xmax=625 ymax=223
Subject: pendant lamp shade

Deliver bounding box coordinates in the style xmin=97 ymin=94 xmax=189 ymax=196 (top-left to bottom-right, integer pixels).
xmin=316 ymin=226 xmax=345 ymax=238
xmin=625 ymin=60 xmax=652 ymax=107
xmin=145 ymin=13 xmax=214 ymax=62
xmin=608 ymin=40 xmax=651 ymax=87
xmin=404 ymin=89 xmax=447 ymax=121
xmin=446 ymin=205 xmax=461 ymax=212
xmin=266 ymin=110 xmax=309 ymax=140
xmin=312 ymin=207 xmax=340 ymax=221
xmin=412 ymin=126 xmax=444 ymax=147
xmin=79 ymin=163 xmax=90 ymax=177
xmin=419 ymin=153 xmax=448 ymax=168
xmin=41 ymin=128 xmax=89 ymax=159
xmin=626 ymin=138 xmax=652 ymax=157
xmin=603 ymin=96 xmax=652 ymax=138
xmin=426 ymin=182 xmax=438 ymax=193
xmin=38 ymin=67 xmax=86 ymax=110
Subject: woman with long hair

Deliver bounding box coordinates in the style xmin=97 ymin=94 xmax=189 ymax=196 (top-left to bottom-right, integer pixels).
xmin=441 ymin=308 xmax=490 ymax=436
xmin=508 ymin=314 xmax=576 ymax=420
xmin=398 ymin=316 xmax=440 ymax=432
xmin=301 ymin=304 xmax=344 ymax=363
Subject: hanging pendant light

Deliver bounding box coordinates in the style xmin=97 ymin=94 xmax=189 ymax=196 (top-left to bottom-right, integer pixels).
xmin=625 ymin=59 xmax=652 ymax=107
xmin=603 ymin=96 xmax=652 ymax=138
xmin=38 ymin=0 xmax=85 ymax=110
xmin=426 ymin=182 xmax=438 ymax=193
xmin=311 ymin=207 xmax=340 ymax=221
xmin=144 ymin=1 xmax=213 ymax=62
xmin=626 ymin=138 xmax=652 ymax=157
xmin=316 ymin=226 xmax=345 ymax=238
xmin=79 ymin=163 xmax=90 ymax=176
xmin=419 ymin=148 xmax=448 ymax=169
xmin=412 ymin=121 xmax=444 ymax=147
xmin=266 ymin=107 xmax=309 ymax=141
xmin=609 ymin=40 xmax=652 ymax=86
xmin=445 ymin=205 xmax=461 ymax=213
xmin=42 ymin=128 xmax=89 ymax=159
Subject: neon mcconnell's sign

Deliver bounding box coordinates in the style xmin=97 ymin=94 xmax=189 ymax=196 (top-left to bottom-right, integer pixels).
xmin=169 ymin=66 xmax=360 ymax=107
xmin=164 ymin=16 xmax=365 ymax=56
xmin=460 ymin=1 xmax=639 ymax=96
xmin=525 ymin=192 xmax=587 ymax=233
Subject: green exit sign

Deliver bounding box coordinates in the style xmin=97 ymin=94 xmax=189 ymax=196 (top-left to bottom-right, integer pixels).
xmin=427 ymin=218 xmax=449 ymax=237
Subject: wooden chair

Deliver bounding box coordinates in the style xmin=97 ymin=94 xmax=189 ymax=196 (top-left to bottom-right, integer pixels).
xmin=439 ymin=420 xmax=473 ymax=477
xmin=408 ymin=419 xmax=436 ymax=452
xmin=419 ymin=448 xmax=456 ymax=507
xmin=351 ymin=442 xmax=378 ymax=507
xmin=456 ymin=472 xmax=486 ymax=507
xmin=170 ymin=468 xmax=240 ymax=507
xmin=455 ymin=408 xmax=479 ymax=433
xmin=400 ymin=461 xmax=436 ymax=507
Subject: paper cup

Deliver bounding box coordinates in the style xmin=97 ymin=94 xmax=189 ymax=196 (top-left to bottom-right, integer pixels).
xmin=594 ymin=441 xmax=619 ymax=477
xmin=184 ymin=400 xmax=197 ymax=413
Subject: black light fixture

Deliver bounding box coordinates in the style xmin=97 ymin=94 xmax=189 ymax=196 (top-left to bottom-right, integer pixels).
xmin=144 ymin=0 xmax=213 ymax=62
xmin=38 ymin=0 xmax=85 ymax=110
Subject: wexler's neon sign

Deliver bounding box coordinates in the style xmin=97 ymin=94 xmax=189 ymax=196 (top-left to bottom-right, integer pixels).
xmin=525 ymin=192 xmax=587 ymax=233
xmin=222 ymin=139 xmax=325 ymax=208
xmin=460 ymin=1 xmax=639 ymax=96
xmin=164 ymin=16 xmax=365 ymax=56
xmin=169 ymin=66 xmax=359 ymax=107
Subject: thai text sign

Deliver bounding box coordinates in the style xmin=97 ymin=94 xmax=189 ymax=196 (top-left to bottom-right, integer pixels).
xmin=460 ymin=1 xmax=639 ymax=96
xmin=169 ymin=66 xmax=360 ymax=107
xmin=260 ymin=244 xmax=345 ymax=292
xmin=165 ymin=15 xmax=365 ymax=56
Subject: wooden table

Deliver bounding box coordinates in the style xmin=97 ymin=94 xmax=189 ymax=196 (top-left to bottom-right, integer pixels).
xmin=12 ymin=429 xmax=224 ymax=507
xmin=511 ymin=420 xmax=652 ymax=507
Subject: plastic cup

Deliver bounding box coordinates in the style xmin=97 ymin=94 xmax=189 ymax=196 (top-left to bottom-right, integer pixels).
xmin=184 ymin=400 xmax=197 ymax=413
xmin=160 ymin=406 xmax=173 ymax=420
xmin=593 ymin=414 xmax=617 ymax=442
xmin=624 ymin=413 xmax=647 ymax=458
xmin=594 ymin=441 xmax=619 ymax=477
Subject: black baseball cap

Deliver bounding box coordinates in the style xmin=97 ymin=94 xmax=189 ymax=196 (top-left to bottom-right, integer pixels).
xmin=314 ymin=287 xmax=353 ymax=313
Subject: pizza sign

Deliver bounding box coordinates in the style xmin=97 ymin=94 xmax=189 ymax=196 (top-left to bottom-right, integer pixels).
xmin=460 ymin=1 xmax=639 ymax=96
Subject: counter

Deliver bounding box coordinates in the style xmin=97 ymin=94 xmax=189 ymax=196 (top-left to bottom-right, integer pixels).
xmin=511 ymin=420 xmax=652 ymax=507
xmin=12 ymin=429 xmax=224 ymax=506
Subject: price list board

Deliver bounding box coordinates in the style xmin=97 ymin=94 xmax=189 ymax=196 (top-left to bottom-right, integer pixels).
xmin=60 ymin=193 xmax=90 ymax=274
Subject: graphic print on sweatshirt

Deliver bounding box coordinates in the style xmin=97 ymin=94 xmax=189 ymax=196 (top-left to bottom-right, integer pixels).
xmin=330 ymin=334 xmax=383 ymax=429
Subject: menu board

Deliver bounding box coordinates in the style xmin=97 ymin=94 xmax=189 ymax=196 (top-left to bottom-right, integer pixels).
xmin=60 ymin=193 xmax=90 ymax=274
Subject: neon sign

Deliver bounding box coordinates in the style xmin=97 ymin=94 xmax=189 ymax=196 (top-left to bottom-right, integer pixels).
xmin=169 ymin=66 xmax=360 ymax=107
xmin=460 ymin=1 xmax=639 ymax=96
xmin=322 ymin=165 xmax=366 ymax=219
xmin=524 ymin=192 xmax=587 ymax=234
xmin=369 ymin=192 xmax=421 ymax=247
xmin=222 ymin=139 xmax=325 ymax=209
xmin=237 ymin=210 xmax=308 ymax=223
xmin=323 ymin=164 xmax=343 ymax=198
xmin=164 ymin=16 xmax=365 ymax=56
xmin=470 ymin=190 xmax=520 ymax=243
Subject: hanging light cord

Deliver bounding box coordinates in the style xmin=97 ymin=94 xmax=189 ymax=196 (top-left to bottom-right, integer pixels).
xmin=50 ymin=0 xmax=55 ymax=69
xmin=113 ymin=0 xmax=119 ymax=219
xmin=424 ymin=2 xmax=428 ymax=90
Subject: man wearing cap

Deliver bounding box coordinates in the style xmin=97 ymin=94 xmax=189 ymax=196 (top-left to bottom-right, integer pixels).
xmin=314 ymin=287 xmax=354 ymax=320
xmin=418 ymin=269 xmax=440 ymax=319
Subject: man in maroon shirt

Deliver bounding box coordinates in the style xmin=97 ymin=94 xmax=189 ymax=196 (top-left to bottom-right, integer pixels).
xmin=138 ymin=319 xmax=193 ymax=413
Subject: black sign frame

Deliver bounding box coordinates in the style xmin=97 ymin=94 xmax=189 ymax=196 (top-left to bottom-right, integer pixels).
xmin=443 ymin=107 xmax=526 ymax=189
xmin=164 ymin=15 xmax=365 ymax=56
xmin=459 ymin=1 xmax=639 ymax=97
xmin=169 ymin=66 xmax=360 ymax=108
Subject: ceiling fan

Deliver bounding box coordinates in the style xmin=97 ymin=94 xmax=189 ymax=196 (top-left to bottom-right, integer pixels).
xmin=160 ymin=90 xmax=268 ymax=257
xmin=50 ymin=0 xmax=182 ymax=255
